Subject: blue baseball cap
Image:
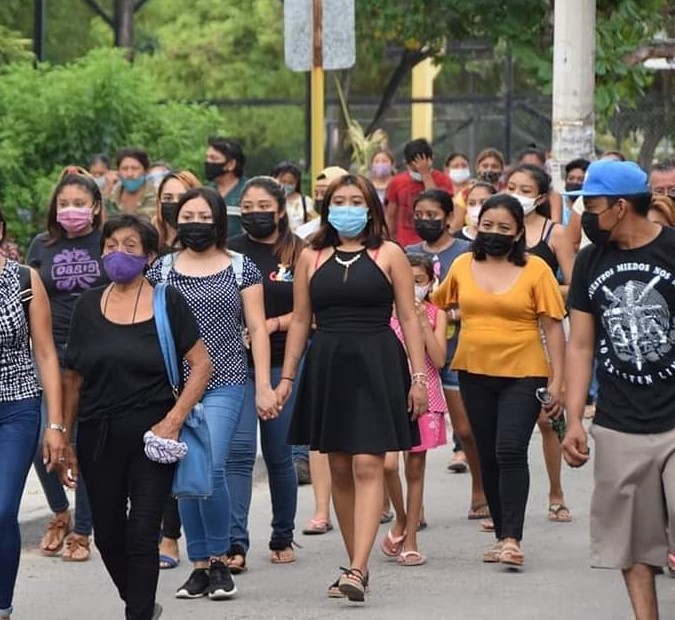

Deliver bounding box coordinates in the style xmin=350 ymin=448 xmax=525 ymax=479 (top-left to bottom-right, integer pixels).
xmin=565 ymin=160 xmax=650 ymax=197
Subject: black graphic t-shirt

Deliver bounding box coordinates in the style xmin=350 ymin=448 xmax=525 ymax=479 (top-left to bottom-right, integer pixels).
xmin=27 ymin=230 xmax=109 ymax=346
xmin=228 ymin=234 xmax=296 ymax=367
xmin=568 ymin=226 xmax=675 ymax=434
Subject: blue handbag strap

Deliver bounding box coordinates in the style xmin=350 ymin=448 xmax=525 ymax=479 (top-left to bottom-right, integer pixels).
xmin=153 ymin=283 xmax=180 ymax=399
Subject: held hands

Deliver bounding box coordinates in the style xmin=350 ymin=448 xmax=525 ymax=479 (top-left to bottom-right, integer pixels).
xmin=58 ymin=444 xmax=78 ymax=489
xmin=562 ymin=421 xmax=591 ymax=468
xmin=275 ymin=378 xmax=293 ymax=409
xmin=257 ymin=384 xmax=282 ymax=421
xmin=42 ymin=427 xmax=67 ymax=473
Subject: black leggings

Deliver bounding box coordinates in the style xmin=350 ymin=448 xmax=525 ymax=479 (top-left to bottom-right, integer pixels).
xmin=458 ymin=372 xmax=546 ymax=542
xmin=161 ymin=497 xmax=181 ymax=540
xmin=78 ymin=414 xmax=174 ymax=620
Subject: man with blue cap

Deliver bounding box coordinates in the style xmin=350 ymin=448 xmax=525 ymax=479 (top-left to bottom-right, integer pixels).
xmin=563 ymin=159 xmax=675 ymax=620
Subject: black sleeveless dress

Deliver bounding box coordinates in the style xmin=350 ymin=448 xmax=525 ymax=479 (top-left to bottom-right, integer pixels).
xmin=288 ymin=247 xmax=418 ymax=454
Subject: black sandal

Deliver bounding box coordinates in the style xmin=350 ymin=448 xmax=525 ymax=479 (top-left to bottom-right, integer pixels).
xmin=338 ymin=567 xmax=367 ymax=602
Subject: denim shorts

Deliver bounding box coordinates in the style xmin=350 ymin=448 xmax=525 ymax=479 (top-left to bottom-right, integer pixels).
xmin=440 ymin=364 xmax=459 ymax=391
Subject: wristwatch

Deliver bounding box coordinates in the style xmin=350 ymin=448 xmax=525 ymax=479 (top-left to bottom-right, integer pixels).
xmin=47 ymin=423 xmax=67 ymax=434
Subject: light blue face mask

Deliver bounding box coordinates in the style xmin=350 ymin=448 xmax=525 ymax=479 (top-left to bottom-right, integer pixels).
xmin=120 ymin=175 xmax=146 ymax=193
xmin=410 ymin=171 xmax=423 ymax=182
xmin=282 ymin=183 xmax=295 ymax=197
xmin=328 ymin=205 xmax=369 ymax=238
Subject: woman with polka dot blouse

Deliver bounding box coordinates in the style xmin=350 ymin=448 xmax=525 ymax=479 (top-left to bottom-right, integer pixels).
xmin=146 ymin=186 xmax=278 ymax=602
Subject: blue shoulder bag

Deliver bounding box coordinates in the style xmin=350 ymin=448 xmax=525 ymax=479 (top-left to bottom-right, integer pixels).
xmin=153 ymin=283 xmax=213 ymax=499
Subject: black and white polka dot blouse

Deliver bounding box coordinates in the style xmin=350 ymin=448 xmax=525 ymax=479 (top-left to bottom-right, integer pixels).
xmin=146 ymin=256 xmax=262 ymax=389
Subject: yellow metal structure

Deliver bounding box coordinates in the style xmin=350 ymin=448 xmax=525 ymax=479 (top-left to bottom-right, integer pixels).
xmin=411 ymin=57 xmax=442 ymax=141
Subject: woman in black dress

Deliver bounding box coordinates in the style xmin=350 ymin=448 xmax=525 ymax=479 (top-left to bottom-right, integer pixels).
xmin=278 ymin=174 xmax=428 ymax=602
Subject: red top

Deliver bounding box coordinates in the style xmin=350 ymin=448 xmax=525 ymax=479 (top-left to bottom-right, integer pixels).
xmin=385 ymin=170 xmax=454 ymax=246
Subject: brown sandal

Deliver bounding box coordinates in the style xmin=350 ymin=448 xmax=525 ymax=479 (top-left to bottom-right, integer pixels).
xmin=499 ymin=542 xmax=524 ymax=567
xmin=270 ymin=546 xmax=296 ymax=564
xmin=62 ymin=534 xmax=91 ymax=562
xmin=39 ymin=513 xmax=72 ymax=556
xmin=338 ymin=567 xmax=367 ymax=602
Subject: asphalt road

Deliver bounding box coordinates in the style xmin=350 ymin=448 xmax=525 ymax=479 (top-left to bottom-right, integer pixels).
xmin=14 ymin=425 xmax=675 ymax=619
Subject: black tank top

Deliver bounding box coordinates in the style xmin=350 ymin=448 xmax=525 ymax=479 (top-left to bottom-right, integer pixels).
xmin=527 ymin=220 xmax=559 ymax=275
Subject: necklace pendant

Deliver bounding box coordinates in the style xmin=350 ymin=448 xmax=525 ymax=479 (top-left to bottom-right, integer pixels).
xmin=343 ymin=267 xmax=349 ymax=284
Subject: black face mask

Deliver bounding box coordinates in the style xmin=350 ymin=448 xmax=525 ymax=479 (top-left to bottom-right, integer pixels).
xmin=581 ymin=210 xmax=614 ymax=246
xmin=564 ymin=182 xmax=583 ymax=194
xmin=160 ymin=202 xmax=178 ymax=228
xmin=414 ymin=218 xmax=445 ymax=243
xmin=474 ymin=231 xmax=515 ymax=257
xmin=204 ymin=161 xmax=226 ymax=182
xmin=242 ymin=211 xmax=277 ymax=239
xmin=477 ymin=170 xmax=501 ymax=185
xmin=177 ymin=223 xmax=217 ymax=252
xmin=314 ymin=199 xmax=323 ymax=214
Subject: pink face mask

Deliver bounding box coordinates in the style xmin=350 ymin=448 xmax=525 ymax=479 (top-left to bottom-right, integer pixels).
xmin=56 ymin=207 xmax=94 ymax=233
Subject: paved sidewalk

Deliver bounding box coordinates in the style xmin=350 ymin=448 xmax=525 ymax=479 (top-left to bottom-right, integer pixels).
xmin=14 ymin=428 xmax=675 ymax=619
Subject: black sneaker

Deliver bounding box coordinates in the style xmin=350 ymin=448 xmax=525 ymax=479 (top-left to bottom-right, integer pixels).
xmin=294 ymin=459 xmax=311 ymax=485
xmin=208 ymin=560 xmax=236 ymax=600
xmin=175 ymin=569 xmax=209 ymax=599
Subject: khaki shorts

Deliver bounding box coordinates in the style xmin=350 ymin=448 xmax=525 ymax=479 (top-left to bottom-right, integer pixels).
xmin=590 ymin=424 xmax=675 ymax=569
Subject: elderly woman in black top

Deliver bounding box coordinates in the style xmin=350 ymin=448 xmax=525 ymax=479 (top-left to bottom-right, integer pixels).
xmin=61 ymin=215 xmax=212 ymax=620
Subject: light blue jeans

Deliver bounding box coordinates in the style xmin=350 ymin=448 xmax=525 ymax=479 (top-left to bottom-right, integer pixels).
xmin=0 ymin=397 xmax=40 ymax=617
xmin=227 ymin=367 xmax=298 ymax=553
xmin=178 ymin=384 xmax=245 ymax=562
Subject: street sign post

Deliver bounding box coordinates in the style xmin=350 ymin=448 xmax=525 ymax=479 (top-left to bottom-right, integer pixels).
xmin=284 ymin=0 xmax=355 ymax=184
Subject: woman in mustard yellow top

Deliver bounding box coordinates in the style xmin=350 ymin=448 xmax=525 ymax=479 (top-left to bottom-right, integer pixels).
xmin=432 ymin=194 xmax=565 ymax=568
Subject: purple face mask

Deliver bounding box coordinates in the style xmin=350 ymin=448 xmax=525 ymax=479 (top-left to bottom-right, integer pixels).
xmin=102 ymin=251 xmax=147 ymax=284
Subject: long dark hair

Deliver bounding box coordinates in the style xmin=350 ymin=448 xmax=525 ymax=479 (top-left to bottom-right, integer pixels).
xmin=473 ymin=194 xmax=527 ymax=266
xmin=240 ymin=176 xmax=306 ymax=267
xmin=45 ymin=166 xmax=104 ymax=246
xmin=507 ymin=163 xmax=552 ymax=218
xmin=311 ymin=174 xmax=389 ymax=250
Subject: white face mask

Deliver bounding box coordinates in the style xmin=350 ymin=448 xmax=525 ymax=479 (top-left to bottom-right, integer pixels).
xmin=449 ymin=168 xmax=471 ymax=185
xmin=414 ymin=284 xmax=430 ymax=302
xmin=512 ymin=193 xmax=538 ymax=215
xmin=410 ymin=171 xmax=423 ymax=182
xmin=467 ymin=205 xmax=482 ymax=226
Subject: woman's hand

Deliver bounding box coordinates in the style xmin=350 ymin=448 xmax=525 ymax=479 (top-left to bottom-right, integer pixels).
xmin=275 ymin=379 xmax=293 ymax=408
xmin=151 ymin=415 xmax=182 ymax=441
xmin=257 ymin=385 xmax=281 ymax=421
xmin=408 ymin=382 xmax=429 ymax=420
xmin=42 ymin=428 xmax=67 ymax=473
xmin=543 ymin=382 xmax=564 ymax=419
xmin=59 ymin=444 xmax=78 ymax=489
xmin=415 ymin=301 xmax=431 ymax=330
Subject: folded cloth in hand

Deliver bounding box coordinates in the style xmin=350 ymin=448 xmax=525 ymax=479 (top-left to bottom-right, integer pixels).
xmin=143 ymin=431 xmax=188 ymax=464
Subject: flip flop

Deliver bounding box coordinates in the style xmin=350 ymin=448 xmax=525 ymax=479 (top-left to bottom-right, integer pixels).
xmin=302 ymin=518 xmax=333 ymax=535
xmin=480 ymin=519 xmax=495 ymax=533
xmin=159 ymin=554 xmax=180 ymax=570
xmin=468 ymin=503 xmax=490 ymax=520
xmin=397 ymin=550 xmax=427 ymax=566
xmin=380 ymin=510 xmax=394 ymax=524
xmin=500 ymin=543 xmax=524 ymax=567
xmin=548 ymin=503 xmax=573 ymax=522
xmin=380 ymin=530 xmax=406 ymax=557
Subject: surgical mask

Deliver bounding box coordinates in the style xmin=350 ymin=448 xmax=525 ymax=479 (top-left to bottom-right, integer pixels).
xmin=147 ymin=171 xmax=168 ymax=189
xmin=56 ymin=206 xmax=94 ymax=234
xmin=282 ymin=184 xmax=295 ymax=197
xmin=160 ymin=202 xmax=178 ymax=228
xmin=467 ymin=205 xmax=482 ymax=226
xmin=102 ymin=251 xmax=147 ymax=283
xmin=478 ymin=170 xmax=501 ymax=185
xmin=94 ymin=176 xmax=106 ymax=189
xmin=204 ymin=161 xmax=225 ymax=181
xmin=474 ymin=231 xmax=515 ymax=257
xmin=177 ymin=222 xmax=217 ymax=252
xmin=120 ymin=176 xmax=145 ymax=193
xmin=511 ymin=193 xmax=538 ymax=216
xmin=410 ymin=171 xmax=423 ymax=183
xmin=449 ymin=168 xmax=471 ymax=185
xmin=328 ymin=205 xmax=368 ymax=238
xmin=371 ymin=162 xmax=391 ymax=178
xmin=581 ymin=208 xmax=615 ymax=246
xmin=241 ymin=211 xmax=277 ymax=239
xmin=564 ymin=182 xmax=583 ymax=194
xmin=414 ymin=284 xmax=430 ymax=302
xmin=414 ymin=218 xmax=445 ymax=243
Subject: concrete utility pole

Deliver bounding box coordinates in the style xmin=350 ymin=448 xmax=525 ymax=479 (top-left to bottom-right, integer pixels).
xmin=549 ymin=0 xmax=596 ymax=191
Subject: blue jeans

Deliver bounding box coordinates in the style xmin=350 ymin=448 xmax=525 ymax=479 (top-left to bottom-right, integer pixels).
xmin=0 ymin=397 xmax=40 ymax=616
xmin=227 ymin=367 xmax=298 ymax=552
xmin=179 ymin=384 xmax=245 ymax=561
xmin=291 ymin=444 xmax=309 ymax=463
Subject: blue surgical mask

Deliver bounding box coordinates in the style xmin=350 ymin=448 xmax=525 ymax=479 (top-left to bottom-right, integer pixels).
xmin=282 ymin=183 xmax=295 ymax=197
xmin=410 ymin=171 xmax=423 ymax=182
xmin=328 ymin=205 xmax=369 ymax=238
xmin=120 ymin=176 xmax=145 ymax=193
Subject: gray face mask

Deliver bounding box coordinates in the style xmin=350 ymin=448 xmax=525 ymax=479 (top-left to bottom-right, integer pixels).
xmin=410 ymin=171 xmax=423 ymax=182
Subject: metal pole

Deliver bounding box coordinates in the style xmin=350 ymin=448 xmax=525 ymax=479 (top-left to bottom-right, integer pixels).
xmin=33 ymin=0 xmax=46 ymax=63
xmin=504 ymin=50 xmax=514 ymax=162
xmin=305 ymin=72 xmax=312 ymax=180
xmin=550 ymin=0 xmax=596 ymax=191
xmin=310 ymin=0 xmax=325 ymax=190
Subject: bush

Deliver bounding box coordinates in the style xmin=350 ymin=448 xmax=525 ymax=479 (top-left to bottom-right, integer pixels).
xmin=0 ymin=48 xmax=224 ymax=248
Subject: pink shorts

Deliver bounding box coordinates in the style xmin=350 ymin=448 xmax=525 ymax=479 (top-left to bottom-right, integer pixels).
xmin=411 ymin=411 xmax=447 ymax=453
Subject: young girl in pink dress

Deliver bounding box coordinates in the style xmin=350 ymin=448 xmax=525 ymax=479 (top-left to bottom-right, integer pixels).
xmin=381 ymin=254 xmax=448 ymax=566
